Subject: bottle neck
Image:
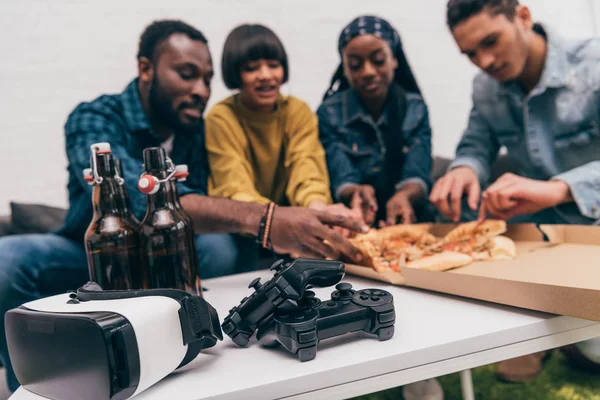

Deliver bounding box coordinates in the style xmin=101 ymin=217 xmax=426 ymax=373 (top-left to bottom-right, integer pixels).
xmin=92 ymin=178 xmax=121 ymax=218
xmin=169 ymin=180 xmax=183 ymax=210
xmin=146 ymin=177 xmax=176 ymax=212
xmin=116 ymin=183 xmax=133 ymax=216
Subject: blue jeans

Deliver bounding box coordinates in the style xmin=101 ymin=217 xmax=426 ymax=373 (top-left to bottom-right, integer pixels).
xmin=0 ymin=232 xmax=256 ymax=392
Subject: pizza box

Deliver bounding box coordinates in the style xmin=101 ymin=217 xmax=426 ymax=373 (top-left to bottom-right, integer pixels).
xmin=345 ymin=223 xmax=600 ymax=322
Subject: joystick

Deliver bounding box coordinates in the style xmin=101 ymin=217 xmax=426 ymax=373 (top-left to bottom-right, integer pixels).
xmin=256 ymin=283 xmax=395 ymax=361
xmin=222 ymin=258 xmax=345 ymax=347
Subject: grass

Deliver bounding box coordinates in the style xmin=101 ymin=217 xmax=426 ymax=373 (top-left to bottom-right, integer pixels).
xmin=351 ymin=351 xmax=600 ymax=400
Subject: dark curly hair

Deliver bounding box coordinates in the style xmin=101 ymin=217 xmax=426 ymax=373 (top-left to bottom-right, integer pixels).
xmin=137 ymin=20 xmax=208 ymax=63
xmin=447 ymin=0 xmax=519 ymax=30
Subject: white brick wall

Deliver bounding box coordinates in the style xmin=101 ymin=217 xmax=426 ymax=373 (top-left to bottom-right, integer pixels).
xmin=0 ymin=0 xmax=596 ymax=215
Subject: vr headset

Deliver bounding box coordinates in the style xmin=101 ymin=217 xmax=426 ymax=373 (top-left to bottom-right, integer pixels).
xmin=5 ymin=282 xmax=222 ymax=400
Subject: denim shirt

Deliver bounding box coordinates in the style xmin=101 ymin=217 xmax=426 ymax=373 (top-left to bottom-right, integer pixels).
xmin=449 ymin=25 xmax=600 ymax=223
xmin=317 ymin=87 xmax=432 ymax=206
xmin=58 ymin=79 xmax=208 ymax=242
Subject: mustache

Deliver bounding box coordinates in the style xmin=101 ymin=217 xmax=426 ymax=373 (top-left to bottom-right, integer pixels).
xmin=179 ymin=99 xmax=206 ymax=112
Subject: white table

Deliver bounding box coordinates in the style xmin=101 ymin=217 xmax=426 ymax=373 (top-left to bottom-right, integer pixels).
xmin=10 ymin=271 xmax=600 ymax=400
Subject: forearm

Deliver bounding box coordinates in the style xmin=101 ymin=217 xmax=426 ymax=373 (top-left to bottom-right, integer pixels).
xmin=552 ymin=161 xmax=600 ymax=219
xmin=180 ymin=194 xmax=264 ymax=235
xmin=448 ymin=107 xmax=500 ymax=185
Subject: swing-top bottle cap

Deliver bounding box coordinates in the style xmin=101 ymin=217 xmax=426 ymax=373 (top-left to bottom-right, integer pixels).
xmin=83 ymin=168 xmax=93 ymax=185
xmin=174 ymin=165 xmax=189 ymax=182
xmin=90 ymin=142 xmax=112 ymax=154
xmin=138 ymin=174 xmax=160 ymax=195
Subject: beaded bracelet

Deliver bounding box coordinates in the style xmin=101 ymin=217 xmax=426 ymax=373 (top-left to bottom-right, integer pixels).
xmin=257 ymin=202 xmax=276 ymax=250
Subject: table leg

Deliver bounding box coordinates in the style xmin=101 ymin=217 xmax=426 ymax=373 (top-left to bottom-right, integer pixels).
xmin=460 ymin=369 xmax=475 ymax=400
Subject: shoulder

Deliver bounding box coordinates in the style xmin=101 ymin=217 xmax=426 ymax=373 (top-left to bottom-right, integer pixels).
xmin=401 ymin=91 xmax=429 ymax=131
xmin=282 ymin=95 xmax=313 ymax=115
xmin=65 ymin=92 xmax=125 ymax=135
xmin=282 ymin=95 xmax=316 ymax=125
xmin=565 ymin=36 xmax=600 ymax=63
xmin=564 ymin=37 xmax=600 ymax=89
xmin=205 ymin=95 xmax=237 ymax=122
xmin=319 ymin=90 xmax=345 ymax=110
xmin=404 ymin=91 xmax=428 ymax=113
xmin=316 ymin=90 xmax=346 ymax=127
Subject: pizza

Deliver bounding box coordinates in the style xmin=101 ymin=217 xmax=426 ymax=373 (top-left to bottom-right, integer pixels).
xmin=350 ymin=220 xmax=516 ymax=274
xmin=349 ymin=225 xmax=436 ymax=273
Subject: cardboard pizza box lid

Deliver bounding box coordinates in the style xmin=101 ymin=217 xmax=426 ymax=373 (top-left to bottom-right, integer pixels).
xmin=346 ymin=224 xmax=600 ymax=322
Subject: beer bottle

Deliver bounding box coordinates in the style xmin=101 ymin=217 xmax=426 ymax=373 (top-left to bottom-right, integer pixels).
xmin=114 ymin=158 xmax=140 ymax=226
xmin=169 ymin=164 xmax=202 ymax=293
xmin=138 ymin=147 xmax=201 ymax=296
xmin=84 ymin=143 xmax=145 ymax=290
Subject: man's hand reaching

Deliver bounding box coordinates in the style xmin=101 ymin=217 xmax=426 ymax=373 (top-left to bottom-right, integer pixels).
xmin=270 ymin=206 xmax=369 ymax=263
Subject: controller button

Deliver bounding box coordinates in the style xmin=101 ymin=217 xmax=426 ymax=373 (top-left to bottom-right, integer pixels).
xmin=248 ymin=278 xmax=262 ymax=291
xmin=270 ymin=259 xmax=285 ymax=271
xmin=327 ymin=301 xmax=336 ymax=306
xmin=298 ymin=331 xmax=317 ymax=343
xmin=360 ymin=295 xmax=369 ymax=301
xmin=379 ymin=311 xmax=395 ymax=324
xmin=335 ymin=282 xmax=352 ymax=291
xmin=371 ymin=296 xmax=380 ymax=302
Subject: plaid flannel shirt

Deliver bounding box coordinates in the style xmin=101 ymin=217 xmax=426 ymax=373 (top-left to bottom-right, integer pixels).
xmin=58 ymin=79 xmax=208 ymax=242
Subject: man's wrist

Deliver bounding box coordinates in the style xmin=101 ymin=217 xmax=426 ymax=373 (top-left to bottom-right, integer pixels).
xmin=239 ymin=202 xmax=268 ymax=237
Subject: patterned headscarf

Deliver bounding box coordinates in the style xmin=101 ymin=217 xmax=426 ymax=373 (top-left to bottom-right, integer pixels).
xmin=338 ymin=16 xmax=401 ymax=56
xmin=324 ymin=15 xmax=421 ymax=99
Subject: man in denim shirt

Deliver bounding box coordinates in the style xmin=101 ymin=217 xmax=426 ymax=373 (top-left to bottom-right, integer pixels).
xmin=0 ymin=20 xmax=367 ymax=393
xmin=431 ymin=0 xmax=600 ymax=382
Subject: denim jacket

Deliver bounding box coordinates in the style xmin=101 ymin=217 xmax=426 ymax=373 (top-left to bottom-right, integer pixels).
xmin=317 ymin=87 xmax=432 ymax=208
xmin=449 ymin=25 xmax=600 ymax=223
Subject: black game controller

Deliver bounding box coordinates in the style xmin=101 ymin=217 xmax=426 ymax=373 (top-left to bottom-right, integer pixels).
xmin=256 ymin=283 xmax=395 ymax=361
xmin=221 ymin=258 xmax=345 ymax=347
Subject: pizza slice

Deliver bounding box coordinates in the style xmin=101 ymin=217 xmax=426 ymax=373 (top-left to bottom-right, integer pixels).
xmin=443 ymin=219 xmax=507 ymax=243
xmin=406 ymin=251 xmax=473 ymax=272
xmin=349 ymin=224 xmax=438 ymax=273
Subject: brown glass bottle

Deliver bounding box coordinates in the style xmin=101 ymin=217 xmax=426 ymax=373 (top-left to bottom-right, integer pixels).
xmin=169 ymin=165 xmax=202 ymax=294
xmin=84 ymin=150 xmax=144 ymax=290
xmin=114 ymin=158 xmax=141 ymax=226
xmin=139 ymin=148 xmax=201 ymax=296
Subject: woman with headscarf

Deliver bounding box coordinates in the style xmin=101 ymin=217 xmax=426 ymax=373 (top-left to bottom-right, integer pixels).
xmin=318 ymin=15 xmax=433 ymax=227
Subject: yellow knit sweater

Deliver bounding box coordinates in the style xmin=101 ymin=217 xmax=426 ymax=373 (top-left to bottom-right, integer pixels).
xmin=205 ymin=94 xmax=332 ymax=207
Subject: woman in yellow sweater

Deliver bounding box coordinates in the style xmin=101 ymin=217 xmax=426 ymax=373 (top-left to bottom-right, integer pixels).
xmin=206 ymin=24 xmax=350 ymax=218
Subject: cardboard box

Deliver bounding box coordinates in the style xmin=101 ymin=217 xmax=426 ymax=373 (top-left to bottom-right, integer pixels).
xmin=345 ymin=224 xmax=600 ymax=322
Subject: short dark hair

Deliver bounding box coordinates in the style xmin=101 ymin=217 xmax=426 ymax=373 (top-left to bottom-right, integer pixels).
xmin=137 ymin=20 xmax=208 ymax=63
xmin=221 ymin=24 xmax=289 ymax=90
xmin=447 ymin=0 xmax=519 ymax=30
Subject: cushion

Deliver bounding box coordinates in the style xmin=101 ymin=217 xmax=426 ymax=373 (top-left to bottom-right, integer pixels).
xmin=10 ymin=202 xmax=68 ymax=235
xmin=0 ymin=215 xmax=12 ymax=236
